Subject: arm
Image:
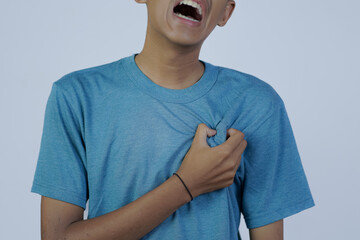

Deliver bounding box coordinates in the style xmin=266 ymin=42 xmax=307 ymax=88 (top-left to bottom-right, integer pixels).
xmin=249 ymin=219 xmax=283 ymax=240
xmin=41 ymin=174 xmax=190 ymax=240
xmin=41 ymin=124 xmax=247 ymax=240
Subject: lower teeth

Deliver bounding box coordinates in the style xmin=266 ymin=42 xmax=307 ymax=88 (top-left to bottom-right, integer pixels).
xmin=175 ymin=13 xmax=199 ymax=22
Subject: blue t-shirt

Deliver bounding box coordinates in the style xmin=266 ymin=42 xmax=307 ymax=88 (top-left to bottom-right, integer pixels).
xmin=31 ymin=54 xmax=315 ymax=239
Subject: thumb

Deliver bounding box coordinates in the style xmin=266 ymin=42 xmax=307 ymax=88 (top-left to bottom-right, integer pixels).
xmin=193 ymin=123 xmax=217 ymax=147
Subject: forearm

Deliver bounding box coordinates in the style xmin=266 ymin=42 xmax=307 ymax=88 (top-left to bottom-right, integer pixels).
xmin=63 ymin=175 xmax=190 ymax=240
xmin=249 ymin=219 xmax=284 ymax=240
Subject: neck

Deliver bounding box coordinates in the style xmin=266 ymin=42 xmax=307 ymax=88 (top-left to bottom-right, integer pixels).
xmin=135 ymin=27 xmax=205 ymax=90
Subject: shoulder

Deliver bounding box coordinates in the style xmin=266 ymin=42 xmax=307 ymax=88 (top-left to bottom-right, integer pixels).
xmin=214 ymin=64 xmax=285 ymax=118
xmin=53 ymin=59 xmax=122 ymax=92
xmin=45 ymin=57 xmax=131 ymax=115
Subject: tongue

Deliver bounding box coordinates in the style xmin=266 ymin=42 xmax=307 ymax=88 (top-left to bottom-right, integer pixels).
xmin=174 ymin=4 xmax=202 ymax=21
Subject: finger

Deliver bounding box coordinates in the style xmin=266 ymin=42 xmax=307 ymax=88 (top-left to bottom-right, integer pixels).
xmin=235 ymin=139 xmax=247 ymax=158
xmin=224 ymin=128 xmax=245 ymax=151
xmin=193 ymin=123 xmax=217 ymax=148
xmin=230 ymin=140 xmax=247 ymax=172
xmin=235 ymin=140 xmax=247 ymax=166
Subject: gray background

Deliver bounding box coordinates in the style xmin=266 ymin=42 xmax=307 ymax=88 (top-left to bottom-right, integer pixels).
xmin=1 ymin=0 xmax=359 ymax=239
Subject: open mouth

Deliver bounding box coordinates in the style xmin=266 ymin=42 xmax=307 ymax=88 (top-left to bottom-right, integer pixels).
xmin=173 ymin=0 xmax=203 ymax=23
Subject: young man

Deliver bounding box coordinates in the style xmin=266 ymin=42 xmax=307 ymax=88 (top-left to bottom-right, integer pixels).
xmin=31 ymin=0 xmax=315 ymax=239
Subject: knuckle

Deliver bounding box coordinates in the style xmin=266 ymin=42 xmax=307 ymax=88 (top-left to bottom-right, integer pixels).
xmin=198 ymin=123 xmax=206 ymax=129
xmin=227 ymin=178 xmax=234 ymax=186
xmin=237 ymin=131 xmax=245 ymax=139
xmin=234 ymin=162 xmax=240 ymax=172
xmin=230 ymin=128 xmax=242 ymax=134
xmin=222 ymin=147 xmax=232 ymax=157
xmin=226 ymin=160 xmax=235 ymax=171
xmin=232 ymin=159 xmax=238 ymax=169
xmin=238 ymin=155 xmax=243 ymax=163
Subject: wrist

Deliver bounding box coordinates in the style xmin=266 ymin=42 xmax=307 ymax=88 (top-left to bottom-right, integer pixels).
xmin=173 ymin=172 xmax=193 ymax=201
xmin=169 ymin=174 xmax=193 ymax=204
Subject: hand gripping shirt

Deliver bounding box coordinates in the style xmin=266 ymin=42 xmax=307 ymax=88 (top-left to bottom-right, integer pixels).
xmin=31 ymin=54 xmax=315 ymax=239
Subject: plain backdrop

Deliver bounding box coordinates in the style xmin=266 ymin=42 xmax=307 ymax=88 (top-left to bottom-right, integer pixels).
xmin=1 ymin=0 xmax=359 ymax=239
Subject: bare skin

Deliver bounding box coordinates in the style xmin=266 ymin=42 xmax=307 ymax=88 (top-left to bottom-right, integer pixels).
xmin=134 ymin=0 xmax=236 ymax=90
xmin=41 ymin=124 xmax=247 ymax=239
xmin=41 ymin=0 xmax=284 ymax=239
xmin=250 ymin=219 xmax=284 ymax=240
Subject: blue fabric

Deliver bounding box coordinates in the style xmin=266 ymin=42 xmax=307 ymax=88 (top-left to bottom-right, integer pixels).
xmin=31 ymin=54 xmax=315 ymax=239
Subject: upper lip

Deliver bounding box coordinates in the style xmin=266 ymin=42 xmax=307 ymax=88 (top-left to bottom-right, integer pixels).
xmin=173 ymin=0 xmax=207 ymax=20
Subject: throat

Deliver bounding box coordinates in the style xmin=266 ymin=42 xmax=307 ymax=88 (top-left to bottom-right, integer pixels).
xmin=135 ymin=54 xmax=205 ymax=90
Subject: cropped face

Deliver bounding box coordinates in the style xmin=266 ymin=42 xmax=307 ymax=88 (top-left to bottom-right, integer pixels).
xmin=136 ymin=0 xmax=235 ymax=47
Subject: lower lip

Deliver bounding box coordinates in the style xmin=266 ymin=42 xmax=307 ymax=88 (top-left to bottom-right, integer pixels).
xmin=173 ymin=13 xmax=202 ymax=27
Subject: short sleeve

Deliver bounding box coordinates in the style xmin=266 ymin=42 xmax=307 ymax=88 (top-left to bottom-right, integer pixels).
xmin=31 ymin=82 xmax=88 ymax=209
xmin=241 ymin=98 xmax=315 ymax=229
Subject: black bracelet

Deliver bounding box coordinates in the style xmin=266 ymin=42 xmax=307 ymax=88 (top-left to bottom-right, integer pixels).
xmin=173 ymin=172 xmax=193 ymax=201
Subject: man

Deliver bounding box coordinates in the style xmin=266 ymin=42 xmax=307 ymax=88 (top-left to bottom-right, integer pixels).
xmin=31 ymin=0 xmax=315 ymax=239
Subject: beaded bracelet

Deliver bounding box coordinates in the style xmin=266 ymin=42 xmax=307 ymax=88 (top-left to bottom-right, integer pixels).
xmin=173 ymin=172 xmax=193 ymax=201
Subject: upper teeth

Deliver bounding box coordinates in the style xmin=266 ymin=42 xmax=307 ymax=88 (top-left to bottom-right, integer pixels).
xmin=179 ymin=0 xmax=202 ymax=16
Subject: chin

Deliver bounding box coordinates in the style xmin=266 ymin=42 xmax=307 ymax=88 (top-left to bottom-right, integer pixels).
xmin=166 ymin=31 xmax=207 ymax=48
xmin=172 ymin=37 xmax=203 ymax=47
